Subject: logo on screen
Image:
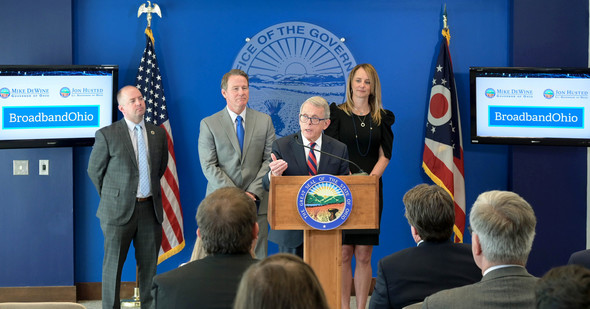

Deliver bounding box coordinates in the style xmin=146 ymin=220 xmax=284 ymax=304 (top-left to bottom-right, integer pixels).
xmin=60 ymin=87 xmax=71 ymax=98
xmin=297 ymin=175 xmax=352 ymax=230
xmin=231 ymin=21 xmax=356 ymax=138
xmin=543 ymin=89 xmax=554 ymax=99
xmin=0 ymin=88 xmax=10 ymax=98
xmin=485 ymin=88 xmax=496 ymax=98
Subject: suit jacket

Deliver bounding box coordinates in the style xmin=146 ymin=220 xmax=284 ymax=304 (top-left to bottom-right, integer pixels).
xmin=568 ymin=249 xmax=590 ymax=268
xmin=369 ymin=241 xmax=482 ymax=309
xmin=88 ymin=119 xmax=168 ymax=225
xmin=198 ymin=107 xmax=275 ymax=213
xmin=263 ymin=132 xmax=350 ymax=248
xmin=422 ymin=266 xmax=538 ymax=309
xmin=151 ymin=254 xmax=258 ymax=309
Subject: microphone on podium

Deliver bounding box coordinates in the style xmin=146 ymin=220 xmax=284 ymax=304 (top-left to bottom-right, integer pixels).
xmin=294 ymin=134 xmax=368 ymax=175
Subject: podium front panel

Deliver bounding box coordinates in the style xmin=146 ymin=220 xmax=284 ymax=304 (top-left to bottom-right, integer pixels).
xmin=268 ymin=175 xmax=379 ymax=231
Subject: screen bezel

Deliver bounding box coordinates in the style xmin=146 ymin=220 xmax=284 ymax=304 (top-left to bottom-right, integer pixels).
xmin=0 ymin=64 xmax=118 ymax=149
xmin=470 ymin=66 xmax=590 ymax=147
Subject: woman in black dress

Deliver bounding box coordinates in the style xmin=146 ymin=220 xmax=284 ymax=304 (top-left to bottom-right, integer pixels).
xmin=325 ymin=63 xmax=394 ymax=309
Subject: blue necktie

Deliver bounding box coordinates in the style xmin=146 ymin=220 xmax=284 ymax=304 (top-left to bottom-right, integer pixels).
xmin=135 ymin=124 xmax=150 ymax=197
xmin=236 ymin=115 xmax=244 ymax=152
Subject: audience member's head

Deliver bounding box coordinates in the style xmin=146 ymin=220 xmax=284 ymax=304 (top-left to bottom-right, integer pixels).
xmin=403 ymin=184 xmax=454 ymax=242
xmin=536 ymin=264 xmax=590 ymax=309
xmin=196 ymin=187 xmax=258 ymax=255
xmin=233 ymin=253 xmax=329 ymax=309
xmin=469 ymin=190 xmax=536 ymax=267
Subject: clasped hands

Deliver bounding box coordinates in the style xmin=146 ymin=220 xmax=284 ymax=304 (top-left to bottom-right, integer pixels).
xmin=269 ymin=153 xmax=288 ymax=176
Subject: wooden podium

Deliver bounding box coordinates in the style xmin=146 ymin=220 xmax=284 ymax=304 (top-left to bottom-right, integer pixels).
xmin=268 ymin=175 xmax=379 ymax=309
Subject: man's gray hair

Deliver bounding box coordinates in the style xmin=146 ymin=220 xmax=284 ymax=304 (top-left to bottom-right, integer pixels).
xmin=470 ymin=190 xmax=536 ymax=265
xmin=299 ymin=96 xmax=330 ymax=119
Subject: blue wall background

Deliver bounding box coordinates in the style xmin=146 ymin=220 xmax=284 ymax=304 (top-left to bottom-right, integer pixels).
xmin=72 ymin=0 xmax=512 ymax=282
xmin=3 ymin=0 xmax=586 ymax=286
xmin=0 ymin=0 xmax=74 ymax=287
xmin=512 ymin=0 xmax=588 ymax=276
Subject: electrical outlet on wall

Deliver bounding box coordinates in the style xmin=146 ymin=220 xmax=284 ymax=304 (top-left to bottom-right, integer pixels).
xmin=39 ymin=160 xmax=49 ymax=175
xmin=13 ymin=160 xmax=29 ymax=175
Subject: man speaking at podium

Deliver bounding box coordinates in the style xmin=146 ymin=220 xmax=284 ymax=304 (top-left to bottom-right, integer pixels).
xmin=263 ymin=96 xmax=350 ymax=257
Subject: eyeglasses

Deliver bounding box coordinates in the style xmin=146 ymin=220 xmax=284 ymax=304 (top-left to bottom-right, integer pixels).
xmin=467 ymin=226 xmax=474 ymax=234
xmin=299 ymin=114 xmax=326 ymax=125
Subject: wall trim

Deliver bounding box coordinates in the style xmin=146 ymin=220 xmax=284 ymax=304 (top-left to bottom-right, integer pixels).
xmin=0 ymin=286 xmax=76 ymax=302
xmin=76 ymin=282 xmax=136 ymax=301
xmin=0 ymin=282 xmax=137 ymax=302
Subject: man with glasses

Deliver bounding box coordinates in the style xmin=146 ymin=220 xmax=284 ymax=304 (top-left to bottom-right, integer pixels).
xmin=263 ymin=96 xmax=350 ymax=257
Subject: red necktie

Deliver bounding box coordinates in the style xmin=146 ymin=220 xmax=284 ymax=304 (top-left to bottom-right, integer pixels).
xmin=307 ymin=142 xmax=317 ymax=176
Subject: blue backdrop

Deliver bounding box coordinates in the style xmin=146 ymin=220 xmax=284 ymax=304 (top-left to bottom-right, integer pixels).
xmin=72 ymin=0 xmax=512 ymax=282
xmin=2 ymin=0 xmax=586 ymax=287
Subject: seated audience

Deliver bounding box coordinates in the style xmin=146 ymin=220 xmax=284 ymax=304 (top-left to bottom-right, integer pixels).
xmin=568 ymin=249 xmax=590 ymax=269
xmin=151 ymin=187 xmax=259 ymax=309
xmin=233 ymin=253 xmax=329 ymax=309
xmin=422 ymin=190 xmax=538 ymax=309
xmin=369 ymin=184 xmax=481 ymax=309
xmin=535 ymin=264 xmax=590 ymax=309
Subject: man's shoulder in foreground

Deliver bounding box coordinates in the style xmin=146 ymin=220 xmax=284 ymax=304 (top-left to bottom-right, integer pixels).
xmin=422 ymin=266 xmax=538 ymax=309
xmin=153 ymin=254 xmax=258 ymax=309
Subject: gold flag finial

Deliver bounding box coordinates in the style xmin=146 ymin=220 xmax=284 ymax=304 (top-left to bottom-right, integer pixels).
xmin=137 ymin=1 xmax=162 ymax=30
xmin=442 ymin=4 xmax=451 ymax=45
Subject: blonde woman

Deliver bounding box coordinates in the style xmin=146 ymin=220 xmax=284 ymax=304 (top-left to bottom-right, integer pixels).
xmin=325 ymin=63 xmax=395 ymax=309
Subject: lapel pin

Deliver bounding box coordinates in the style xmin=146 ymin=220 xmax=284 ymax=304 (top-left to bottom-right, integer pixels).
xmin=150 ymin=130 xmax=155 ymax=135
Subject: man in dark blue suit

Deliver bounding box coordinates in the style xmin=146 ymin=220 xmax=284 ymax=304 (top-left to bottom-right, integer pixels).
xmin=263 ymin=96 xmax=349 ymax=257
xmin=151 ymin=187 xmax=259 ymax=309
xmin=369 ymin=184 xmax=481 ymax=309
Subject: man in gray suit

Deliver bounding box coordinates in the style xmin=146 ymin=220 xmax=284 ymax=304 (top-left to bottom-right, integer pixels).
xmin=422 ymin=190 xmax=538 ymax=309
xmin=88 ymin=85 xmax=169 ymax=309
xmin=196 ymin=69 xmax=275 ymax=259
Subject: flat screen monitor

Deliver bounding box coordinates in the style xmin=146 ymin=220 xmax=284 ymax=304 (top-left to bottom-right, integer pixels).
xmin=0 ymin=65 xmax=118 ymax=149
xmin=470 ymin=67 xmax=590 ymax=146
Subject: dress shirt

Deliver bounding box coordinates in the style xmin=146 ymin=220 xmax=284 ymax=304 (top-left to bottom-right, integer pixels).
xmin=300 ymin=134 xmax=323 ymax=168
xmin=123 ymin=118 xmax=151 ymax=197
xmin=483 ymin=264 xmax=523 ymax=276
xmin=226 ymin=106 xmax=247 ymax=134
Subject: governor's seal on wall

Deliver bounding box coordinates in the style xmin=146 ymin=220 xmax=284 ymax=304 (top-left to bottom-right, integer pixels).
xmin=297 ymin=174 xmax=353 ymax=230
xmin=232 ymin=21 xmax=357 ymax=137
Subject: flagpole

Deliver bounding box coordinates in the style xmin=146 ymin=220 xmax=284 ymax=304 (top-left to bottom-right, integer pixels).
xmin=423 ymin=4 xmax=466 ymax=243
xmin=442 ymin=4 xmax=451 ymax=46
xmin=120 ymin=2 xmax=164 ymax=308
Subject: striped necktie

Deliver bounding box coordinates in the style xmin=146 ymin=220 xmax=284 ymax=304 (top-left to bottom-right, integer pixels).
xmin=307 ymin=142 xmax=317 ymax=176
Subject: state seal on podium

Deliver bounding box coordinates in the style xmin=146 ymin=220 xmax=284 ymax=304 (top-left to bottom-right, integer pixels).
xmin=297 ymin=174 xmax=352 ymax=230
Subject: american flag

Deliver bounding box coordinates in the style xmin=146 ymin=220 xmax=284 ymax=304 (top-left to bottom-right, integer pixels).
xmin=422 ymin=29 xmax=466 ymax=243
xmin=136 ymin=29 xmax=185 ymax=262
